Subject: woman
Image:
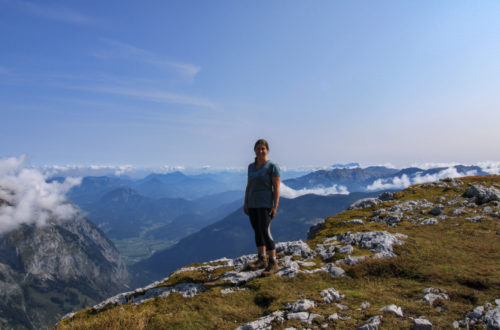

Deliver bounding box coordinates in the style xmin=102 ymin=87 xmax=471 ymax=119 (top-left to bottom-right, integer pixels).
xmin=244 ymin=139 xmax=281 ymax=276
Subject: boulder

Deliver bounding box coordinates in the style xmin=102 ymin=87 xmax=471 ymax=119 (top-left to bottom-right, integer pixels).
xmin=463 ymin=185 xmax=500 ymax=205
xmin=356 ymin=315 xmax=382 ymax=330
xmin=413 ymin=318 xmax=433 ymax=330
xmin=428 ymin=206 xmax=443 ymax=216
xmin=349 ymin=198 xmax=381 ymax=210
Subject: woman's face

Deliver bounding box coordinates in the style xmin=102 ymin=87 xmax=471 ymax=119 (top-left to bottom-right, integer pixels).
xmin=254 ymin=144 xmax=268 ymax=160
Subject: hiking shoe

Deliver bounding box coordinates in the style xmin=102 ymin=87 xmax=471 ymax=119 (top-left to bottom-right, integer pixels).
xmin=247 ymin=255 xmax=268 ymax=270
xmin=262 ymin=258 xmax=279 ymax=276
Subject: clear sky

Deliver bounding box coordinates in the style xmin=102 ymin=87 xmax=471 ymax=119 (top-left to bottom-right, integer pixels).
xmin=1 ymin=0 xmax=499 ymax=169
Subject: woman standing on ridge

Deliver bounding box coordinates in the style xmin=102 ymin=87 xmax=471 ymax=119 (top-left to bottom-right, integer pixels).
xmin=244 ymin=139 xmax=281 ymax=276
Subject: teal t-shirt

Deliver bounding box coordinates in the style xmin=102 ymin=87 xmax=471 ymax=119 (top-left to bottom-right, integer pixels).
xmin=247 ymin=161 xmax=280 ymax=208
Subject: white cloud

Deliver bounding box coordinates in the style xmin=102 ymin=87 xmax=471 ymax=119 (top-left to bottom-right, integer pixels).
xmin=366 ymin=166 xmax=478 ymax=191
xmin=40 ymin=164 xmax=135 ymax=177
xmin=161 ymin=165 xmax=186 ymax=173
xmin=72 ymin=85 xmax=216 ymax=109
xmin=477 ymin=161 xmax=500 ymax=175
xmin=280 ymin=182 xmax=349 ymax=199
xmin=94 ymin=39 xmax=200 ymax=80
xmin=0 ymin=156 xmax=82 ymax=234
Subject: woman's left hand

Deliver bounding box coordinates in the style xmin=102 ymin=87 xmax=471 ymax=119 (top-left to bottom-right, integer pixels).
xmin=269 ymin=208 xmax=277 ymax=219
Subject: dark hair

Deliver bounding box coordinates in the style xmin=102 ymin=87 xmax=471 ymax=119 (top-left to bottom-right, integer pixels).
xmin=254 ymin=139 xmax=269 ymax=165
xmin=254 ymin=139 xmax=269 ymax=151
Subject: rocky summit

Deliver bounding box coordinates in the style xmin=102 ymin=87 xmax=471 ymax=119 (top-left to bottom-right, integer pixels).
xmin=58 ymin=176 xmax=500 ymax=329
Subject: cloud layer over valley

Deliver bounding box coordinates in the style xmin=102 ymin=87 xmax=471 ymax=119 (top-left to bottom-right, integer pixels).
xmin=366 ymin=166 xmax=479 ymax=191
xmin=280 ymin=183 xmax=349 ymax=199
xmin=0 ymin=156 xmax=82 ymax=234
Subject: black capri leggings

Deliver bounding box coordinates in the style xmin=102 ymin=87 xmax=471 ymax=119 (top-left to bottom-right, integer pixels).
xmin=248 ymin=208 xmax=276 ymax=251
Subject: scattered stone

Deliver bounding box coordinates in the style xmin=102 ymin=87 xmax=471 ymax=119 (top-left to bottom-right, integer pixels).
xmin=379 ymin=304 xmax=403 ymax=317
xmin=495 ymin=299 xmax=500 ymax=306
xmin=287 ymin=312 xmax=320 ymax=324
xmin=276 ymin=241 xmax=316 ymax=260
xmin=452 ymin=320 xmax=459 ymax=328
xmin=447 ymin=198 xmax=462 ymax=206
xmin=420 ymin=218 xmax=438 ymax=226
xmin=485 ymin=307 xmax=500 ymax=329
xmin=464 ymin=184 xmax=500 ymax=205
xmin=286 ymin=299 xmax=316 ymax=312
xmin=349 ymin=198 xmax=381 ymax=210
xmin=335 ymin=303 xmax=349 ymax=310
xmin=222 ymin=269 xmax=263 ymax=285
xmin=336 ymin=231 xmax=407 ymax=258
xmin=435 ymin=196 xmax=446 ymax=203
xmin=220 ymin=287 xmax=248 ymax=295
xmin=320 ymin=288 xmax=344 ymax=303
xmin=452 ymin=208 xmax=463 ymax=215
xmin=335 ymin=255 xmax=366 ymax=266
xmin=356 ymin=315 xmax=383 ymax=330
xmin=483 ymin=206 xmax=493 ymax=214
xmin=467 ymin=215 xmax=482 ymax=223
xmin=467 ymin=306 xmax=484 ymax=320
xmin=322 ymin=263 xmax=346 ymax=278
xmin=413 ymin=318 xmax=433 ymax=330
xmin=236 ymin=310 xmax=285 ymax=330
xmin=131 ymin=283 xmax=205 ymax=305
xmin=421 ymin=288 xmax=449 ymax=305
xmin=337 ymin=245 xmax=354 ymax=254
xmin=316 ymin=244 xmax=336 ymax=261
xmin=357 ymin=301 xmax=371 ymax=310
xmin=328 ymin=313 xmax=339 ymax=320
xmin=340 ymin=219 xmax=364 ymax=226
xmin=428 ymin=206 xmax=443 ymax=216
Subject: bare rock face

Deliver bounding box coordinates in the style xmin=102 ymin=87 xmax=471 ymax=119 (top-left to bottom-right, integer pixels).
xmin=463 ymin=184 xmax=500 ymax=205
xmin=0 ymin=215 xmax=129 ymax=329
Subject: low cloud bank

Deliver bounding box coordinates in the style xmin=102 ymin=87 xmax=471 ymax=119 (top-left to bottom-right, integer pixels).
xmin=0 ymin=156 xmax=82 ymax=234
xmin=477 ymin=161 xmax=500 ymax=175
xmin=366 ymin=167 xmax=478 ymax=191
xmin=42 ymin=164 xmax=134 ymax=177
xmin=280 ymin=182 xmax=349 ymax=199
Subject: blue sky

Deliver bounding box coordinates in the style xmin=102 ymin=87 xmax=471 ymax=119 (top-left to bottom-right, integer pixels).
xmin=1 ymin=0 xmax=500 ymax=169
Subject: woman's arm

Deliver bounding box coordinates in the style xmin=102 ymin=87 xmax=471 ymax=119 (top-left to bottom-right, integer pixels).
xmin=244 ymin=182 xmax=250 ymax=215
xmin=270 ymin=176 xmax=280 ymax=218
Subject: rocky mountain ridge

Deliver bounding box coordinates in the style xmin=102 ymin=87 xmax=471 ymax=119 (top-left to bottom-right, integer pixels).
xmin=58 ymin=175 xmax=500 ymax=329
xmin=0 ymin=207 xmax=129 ymax=329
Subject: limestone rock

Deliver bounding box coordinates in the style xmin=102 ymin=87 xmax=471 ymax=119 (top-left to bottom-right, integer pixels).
xmin=320 ymin=288 xmax=344 ymax=303
xmin=236 ymin=310 xmax=285 ymax=330
xmin=335 ymin=255 xmax=366 ymax=266
xmin=286 ymin=299 xmax=316 ymax=312
xmin=421 ymin=288 xmax=449 ymax=305
xmin=485 ymin=307 xmax=500 ymax=329
xmin=420 ymin=218 xmax=438 ymax=226
xmin=379 ymin=304 xmax=403 ymax=317
xmin=356 ymin=315 xmax=382 ymax=330
xmin=349 ymin=198 xmax=381 ymax=210
xmin=276 ymin=241 xmax=316 ymax=260
xmin=337 ymin=244 xmax=354 ymax=254
xmin=337 ymin=231 xmax=407 ymax=257
xmin=464 ymin=184 xmax=500 ymax=205
xmin=413 ymin=318 xmax=433 ymax=330
xmin=287 ymin=312 xmax=320 ymax=324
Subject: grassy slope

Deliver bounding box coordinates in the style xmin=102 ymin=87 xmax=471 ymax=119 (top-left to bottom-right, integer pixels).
xmin=57 ymin=176 xmax=500 ymax=329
